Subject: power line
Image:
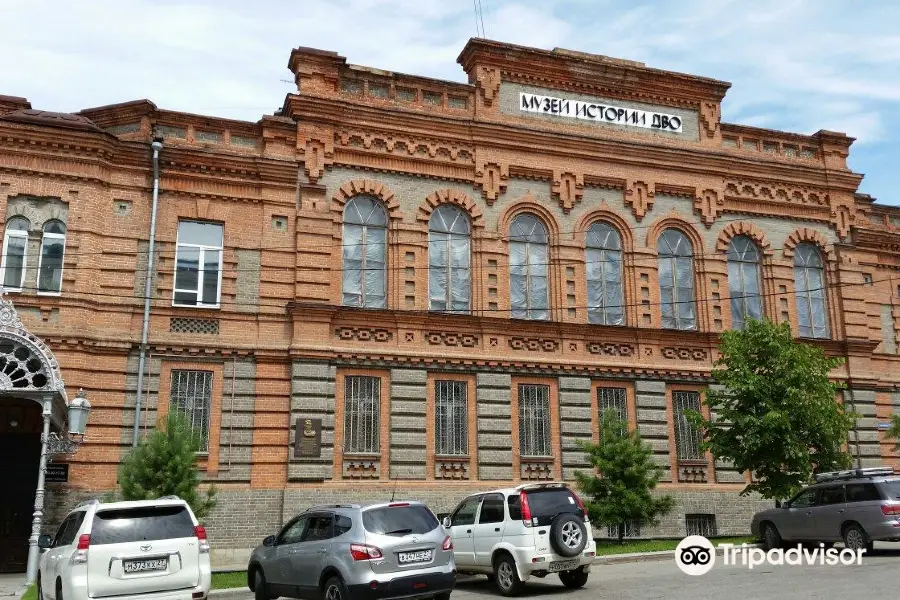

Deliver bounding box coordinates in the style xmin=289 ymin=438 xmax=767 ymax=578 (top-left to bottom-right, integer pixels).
xmin=477 ymin=0 xmax=487 ymax=38
xmin=472 ymin=0 xmax=483 ymax=37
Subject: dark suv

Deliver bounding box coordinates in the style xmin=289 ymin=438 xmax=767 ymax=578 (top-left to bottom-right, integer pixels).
xmin=751 ymin=467 xmax=900 ymax=551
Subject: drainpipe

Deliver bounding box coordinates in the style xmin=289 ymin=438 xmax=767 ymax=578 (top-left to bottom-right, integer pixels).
xmin=133 ymin=139 xmax=163 ymax=447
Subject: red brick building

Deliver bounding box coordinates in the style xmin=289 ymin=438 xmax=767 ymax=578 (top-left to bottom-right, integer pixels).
xmin=1 ymin=39 xmax=899 ymax=569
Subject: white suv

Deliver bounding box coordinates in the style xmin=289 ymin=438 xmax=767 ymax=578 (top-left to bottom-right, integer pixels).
xmin=443 ymin=482 xmax=596 ymax=596
xmin=37 ymin=497 xmax=211 ymax=600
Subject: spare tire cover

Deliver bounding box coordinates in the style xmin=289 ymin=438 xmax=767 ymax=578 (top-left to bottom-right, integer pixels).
xmin=549 ymin=513 xmax=587 ymax=557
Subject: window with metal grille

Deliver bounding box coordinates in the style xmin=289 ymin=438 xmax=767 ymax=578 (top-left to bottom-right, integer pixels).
xmin=794 ymin=242 xmax=829 ymax=339
xmin=726 ymin=235 xmax=763 ymax=330
xmin=586 ymin=222 xmax=624 ymax=325
xmin=435 ymin=380 xmax=468 ymax=455
xmin=518 ymin=384 xmax=551 ymax=457
xmin=598 ymin=387 xmax=628 ymax=423
xmin=509 ymin=214 xmax=549 ymax=320
xmin=344 ymin=376 xmax=380 ymax=454
xmin=606 ymin=519 xmax=642 ymax=538
xmin=673 ymin=391 xmax=704 ymax=461
xmin=657 ymin=228 xmax=696 ymax=330
xmin=342 ymin=196 xmax=387 ymax=308
xmin=685 ymin=513 xmax=717 ymax=537
xmin=169 ymin=370 xmax=213 ymax=452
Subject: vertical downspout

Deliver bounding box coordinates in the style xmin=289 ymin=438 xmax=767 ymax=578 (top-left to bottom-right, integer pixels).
xmin=133 ymin=139 xmax=163 ymax=447
xmin=834 ymin=244 xmax=862 ymax=468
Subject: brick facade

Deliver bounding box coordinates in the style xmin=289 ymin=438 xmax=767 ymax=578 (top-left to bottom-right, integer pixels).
xmin=2 ymin=40 xmax=900 ymax=568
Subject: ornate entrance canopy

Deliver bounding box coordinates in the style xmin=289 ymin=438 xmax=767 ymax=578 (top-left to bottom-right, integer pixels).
xmin=0 ymin=287 xmax=68 ymax=429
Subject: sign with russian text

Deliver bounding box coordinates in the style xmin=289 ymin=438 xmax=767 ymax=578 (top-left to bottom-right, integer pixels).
xmin=45 ymin=463 xmax=69 ymax=483
xmin=519 ymin=92 xmax=683 ymax=133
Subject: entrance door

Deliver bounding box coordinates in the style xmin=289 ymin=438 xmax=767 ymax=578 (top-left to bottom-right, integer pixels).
xmin=0 ymin=400 xmax=42 ymax=573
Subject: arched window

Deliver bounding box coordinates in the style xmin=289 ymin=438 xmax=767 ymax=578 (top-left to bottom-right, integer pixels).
xmin=509 ymin=214 xmax=549 ymax=320
xmin=1 ymin=217 xmax=30 ymax=291
xmin=428 ymin=204 xmax=470 ymax=313
xmin=37 ymin=220 xmax=66 ymax=294
xmin=794 ymin=243 xmax=829 ymax=338
xmin=726 ymin=235 xmax=763 ymax=330
xmin=586 ymin=222 xmax=624 ymax=325
xmin=342 ymin=196 xmax=387 ymax=308
xmin=657 ymin=228 xmax=696 ymax=330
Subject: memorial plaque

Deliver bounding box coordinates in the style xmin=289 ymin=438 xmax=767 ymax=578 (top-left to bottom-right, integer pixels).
xmin=294 ymin=418 xmax=322 ymax=458
xmin=45 ymin=463 xmax=69 ymax=483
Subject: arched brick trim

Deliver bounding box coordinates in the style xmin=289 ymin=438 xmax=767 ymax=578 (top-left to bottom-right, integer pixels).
xmin=715 ymin=221 xmax=772 ymax=256
xmin=416 ymin=188 xmax=485 ymax=229
xmin=644 ymin=211 xmax=705 ymax=254
xmin=575 ymin=203 xmax=634 ymax=251
xmin=782 ymin=227 xmax=835 ymax=260
xmin=331 ymin=179 xmax=403 ymax=221
xmin=497 ymin=192 xmax=561 ymax=239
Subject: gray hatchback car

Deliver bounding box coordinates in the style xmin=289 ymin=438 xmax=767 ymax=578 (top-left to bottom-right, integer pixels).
xmin=751 ymin=467 xmax=900 ymax=552
xmin=248 ymin=501 xmax=456 ymax=600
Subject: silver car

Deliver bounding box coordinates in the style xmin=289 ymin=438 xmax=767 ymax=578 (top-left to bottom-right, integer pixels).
xmin=248 ymin=501 xmax=456 ymax=600
xmin=751 ymin=467 xmax=900 ymax=552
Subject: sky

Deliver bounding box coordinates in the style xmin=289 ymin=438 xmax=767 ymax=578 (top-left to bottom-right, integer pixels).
xmin=2 ymin=0 xmax=898 ymax=205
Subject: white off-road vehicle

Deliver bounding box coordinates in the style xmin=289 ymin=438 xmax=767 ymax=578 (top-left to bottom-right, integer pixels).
xmin=443 ymin=482 xmax=596 ymax=596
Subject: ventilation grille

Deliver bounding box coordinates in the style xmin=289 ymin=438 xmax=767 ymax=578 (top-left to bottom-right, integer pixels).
xmin=169 ymin=317 xmax=220 ymax=335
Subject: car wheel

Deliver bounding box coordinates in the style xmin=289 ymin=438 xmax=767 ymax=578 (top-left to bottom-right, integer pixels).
xmin=493 ymin=554 xmax=523 ymax=597
xmin=842 ymin=524 xmax=872 ymax=553
xmin=324 ymin=576 xmax=348 ymax=600
xmin=762 ymin=523 xmax=782 ymax=551
xmin=253 ymin=569 xmax=270 ymax=600
xmin=558 ymin=568 xmax=589 ymax=589
xmin=549 ymin=513 xmax=588 ymax=558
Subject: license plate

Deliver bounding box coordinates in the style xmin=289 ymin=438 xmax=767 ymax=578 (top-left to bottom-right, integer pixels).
xmin=398 ymin=550 xmax=433 ymax=564
xmin=124 ymin=558 xmax=168 ymax=573
xmin=548 ymin=560 xmax=577 ymax=573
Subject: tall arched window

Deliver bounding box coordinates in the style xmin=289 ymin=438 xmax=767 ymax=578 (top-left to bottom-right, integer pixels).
xmin=657 ymin=228 xmax=696 ymax=330
xmin=1 ymin=217 xmax=30 ymax=291
xmin=794 ymin=242 xmax=829 ymax=338
xmin=586 ymin=222 xmax=624 ymax=325
xmin=727 ymin=235 xmax=763 ymax=330
xmin=509 ymin=214 xmax=549 ymax=320
xmin=342 ymin=196 xmax=387 ymax=308
xmin=429 ymin=204 xmax=470 ymax=313
xmin=37 ymin=220 xmax=66 ymax=294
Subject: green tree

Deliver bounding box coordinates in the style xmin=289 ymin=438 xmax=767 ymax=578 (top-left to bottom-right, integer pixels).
xmin=686 ymin=319 xmax=855 ymax=501
xmin=119 ymin=410 xmax=217 ymax=519
xmin=574 ymin=410 xmax=675 ymax=544
xmin=887 ymin=414 xmax=900 ymax=450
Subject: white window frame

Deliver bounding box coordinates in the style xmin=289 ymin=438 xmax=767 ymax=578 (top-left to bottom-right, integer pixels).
xmin=173 ymin=221 xmax=224 ymax=309
xmin=0 ymin=218 xmax=29 ymax=292
xmin=36 ymin=220 xmax=66 ymax=296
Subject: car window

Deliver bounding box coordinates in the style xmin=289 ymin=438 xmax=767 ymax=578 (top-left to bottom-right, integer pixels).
xmin=478 ymin=494 xmax=505 ymax=524
xmin=363 ymin=505 xmax=439 ymax=536
xmin=819 ymin=485 xmax=845 ymax=505
xmin=882 ymin=480 xmax=900 ymax=500
xmin=522 ymin=488 xmax=584 ymax=526
xmin=303 ymin=514 xmax=334 ymax=542
xmin=52 ymin=514 xmax=74 ymax=548
xmin=507 ymin=495 xmax=522 ymax=521
xmin=789 ymin=488 xmax=819 ymax=508
xmin=91 ymin=506 xmax=195 ymax=545
xmin=278 ymin=516 xmax=308 ymax=545
xmin=846 ymin=483 xmax=882 ymax=503
xmin=334 ymin=514 xmax=353 ymax=537
xmin=451 ymin=496 xmax=481 ymax=527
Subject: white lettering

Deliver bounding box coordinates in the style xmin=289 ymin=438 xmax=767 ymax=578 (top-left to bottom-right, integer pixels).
xmin=518 ymin=92 xmax=683 ymax=133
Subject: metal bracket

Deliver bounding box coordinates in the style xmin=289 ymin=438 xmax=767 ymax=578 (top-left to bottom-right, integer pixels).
xmin=45 ymin=432 xmax=84 ymax=457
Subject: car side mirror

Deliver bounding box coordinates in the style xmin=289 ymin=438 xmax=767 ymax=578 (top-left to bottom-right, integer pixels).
xmin=263 ymin=535 xmax=276 ymax=547
xmin=442 ymin=517 xmax=452 ymax=529
xmin=38 ymin=534 xmax=52 ymax=550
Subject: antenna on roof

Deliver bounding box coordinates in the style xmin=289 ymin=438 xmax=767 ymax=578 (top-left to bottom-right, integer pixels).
xmin=390 ymin=479 xmax=399 ymax=502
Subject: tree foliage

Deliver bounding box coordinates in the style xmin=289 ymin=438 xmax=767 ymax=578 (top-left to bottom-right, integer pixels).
xmin=686 ymin=319 xmax=855 ymax=501
xmin=574 ymin=410 xmax=675 ymax=544
xmin=119 ymin=410 xmax=217 ymax=519
xmin=887 ymin=414 xmax=900 ymax=451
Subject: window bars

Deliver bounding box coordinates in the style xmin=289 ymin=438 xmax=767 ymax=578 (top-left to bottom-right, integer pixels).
xmin=598 ymin=387 xmax=628 ymax=422
xmin=169 ymin=370 xmax=213 ymax=452
xmin=673 ymin=391 xmax=704 ymax=461
xmin=344 ymin=376 xmax=380 ymax=453
xmin=685 ymin=513 xmax=718 ymax=537
xmin=518 ymin=384 xmax=551 ymax=456
xmin=435 ymin=380 xmax=468 ymax=455
xmin=606 ymin=519 xmax=642 ymax=539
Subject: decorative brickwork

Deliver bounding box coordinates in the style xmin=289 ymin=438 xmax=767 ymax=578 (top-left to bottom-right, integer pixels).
xmin=169 ymin=317 xmax=220 ymax=335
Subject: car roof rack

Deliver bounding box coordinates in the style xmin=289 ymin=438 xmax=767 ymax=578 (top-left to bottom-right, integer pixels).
xmin=514 ymin=481 xmax=569 ymax=491
xmin=813 ymin=467 xmax=895 ymax=482
xmin=74 ymin=498 xmax=101 ymax=509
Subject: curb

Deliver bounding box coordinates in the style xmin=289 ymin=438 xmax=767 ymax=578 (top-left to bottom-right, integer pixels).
xmin=593 ymin=542 xmax=764 ymax=565
xmin=209 ymin=589 xmax=250 ymax=600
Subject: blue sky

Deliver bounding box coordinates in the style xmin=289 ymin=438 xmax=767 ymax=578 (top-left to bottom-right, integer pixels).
xmin=2 ymin=0 xmax=897 ymax=205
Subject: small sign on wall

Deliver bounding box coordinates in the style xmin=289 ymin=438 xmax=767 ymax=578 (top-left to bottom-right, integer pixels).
xmin=45 ymin=463 xmax=69 ymax=483
xmin=294 ymin=418 xmax=322 ymax=458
